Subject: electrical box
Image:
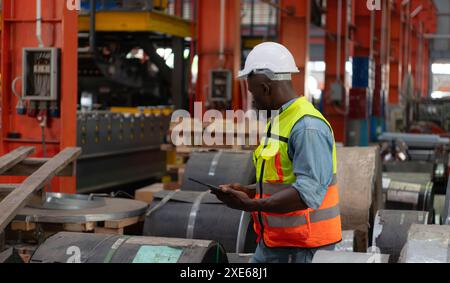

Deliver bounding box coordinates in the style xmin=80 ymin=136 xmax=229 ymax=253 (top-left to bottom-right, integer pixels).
xmin=22 ymin=48 xmax=60 ymax=101
xmin=209 ymin=70 xmax=232 ymax=102
xmin=330 ymin=82 xmax=345 ymax=103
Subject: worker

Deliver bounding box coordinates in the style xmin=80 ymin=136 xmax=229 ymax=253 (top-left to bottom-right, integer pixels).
xmin=211 ymin=42 xmax=342 ymax=263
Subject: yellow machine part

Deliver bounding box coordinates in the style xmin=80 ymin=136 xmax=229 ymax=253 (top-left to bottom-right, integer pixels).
xmin=153 ymin=0 xmax=169 ymax=10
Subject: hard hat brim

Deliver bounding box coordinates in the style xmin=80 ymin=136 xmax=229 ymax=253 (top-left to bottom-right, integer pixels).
xmin=237 ymin=70 xmax=250 ymax=80
xmin=237 ymin=68 xmax=300 ymax=80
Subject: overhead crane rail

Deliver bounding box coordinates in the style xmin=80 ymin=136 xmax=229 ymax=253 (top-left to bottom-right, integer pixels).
xmin=0 ymin=11 xmax=193 ymax=38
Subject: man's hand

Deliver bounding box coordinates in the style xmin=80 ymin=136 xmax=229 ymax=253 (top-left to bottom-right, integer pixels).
xmin=210 ymin=184 xmax=258 ymax=212
xmin=221 ymin=183 xmax=256 ymax=199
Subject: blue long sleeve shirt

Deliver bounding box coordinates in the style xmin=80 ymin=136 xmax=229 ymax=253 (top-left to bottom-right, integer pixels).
xmin=281 ymin=99 xmax=334 ymax=210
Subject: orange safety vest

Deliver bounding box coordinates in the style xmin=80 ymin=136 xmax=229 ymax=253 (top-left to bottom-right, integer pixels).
xmin=252 ymin=97 xmax=342 ymax=248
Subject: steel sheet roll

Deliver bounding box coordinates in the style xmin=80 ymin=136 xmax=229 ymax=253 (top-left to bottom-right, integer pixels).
xmin=382 ymin=172 xmax=434 ymax=212
xmin=312 ymin=251 xmax=390 ymax=263
xmin=15 ymin=197 xmax=148 ymax=223
xmin=227 ymin=253 xmax=253 ymax=263
xmin=143 ymin=191 xmax=257 ymax=253
xmin=336 ymin=147 xmax=383 ymax=252
xmin=372 ymin=210 xmax=430 ymax=263
xmin=445 ymin=179 xmax=450 ymax=225
xmin=182 ymin=151 xmax=256 ymax=191
xmin=399 ymin=224 xmax=450 ymax=263
xmin=30 ymin=232 xmax=227 ymax=263
xmin=334 ymin=230 xmax=355 ymax=252
xmin=0 ymin=230 xmax=4 ymax=255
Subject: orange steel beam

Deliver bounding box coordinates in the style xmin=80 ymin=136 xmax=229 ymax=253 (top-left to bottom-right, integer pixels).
xmin=59 ymin=1 xmax=78 ymax=193
xmin=195 ymin=0 xmax=241 ymax=111
xmin=174 ymin=0 xmax=184 ymax=16
xmin=348 ymin=0 xmax=375 ymax=144
xmin=324 ymin=0 xmax=355 ymax=144
xmin=1 ymin=0 xmax=78 ymax=193
xmin=410 ymin=0 xmax=421 ymax=98
xmin=423 ymin=0 xmax=437 ymax=97
xmin=353 ymin=0 xmax=373 ymax=57
xmin=373 ymin=0 xmax=391 ymax=118
xmin=389 ymin=0 xmax=403 ymax=105
xmin=402 ymin=0 xmax=412 ymax=77
xmin=419 ymin=0 xmax=436 ymax=98
xmin=408 ymin=0 xmax=436 ymax=98
xmin=279 ymin=0 xmax=310 ymax=97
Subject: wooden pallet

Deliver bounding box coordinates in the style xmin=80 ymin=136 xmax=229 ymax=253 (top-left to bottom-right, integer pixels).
xmin=13 ymin=244 xmax=37 ymax=263
xmin=162 ymin=144 xmax=256 ymax=157
xmin=9 ymin=215 xmax=144 ymax=237
xmin=0 ymin=146 xmax=81 ymax=233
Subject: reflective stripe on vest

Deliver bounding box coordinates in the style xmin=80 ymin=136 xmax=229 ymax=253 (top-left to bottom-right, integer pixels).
xmin=262 ymin=174 xmax=338 ymax=195
xmin=266 ymin=205 xmax=340 ymax=228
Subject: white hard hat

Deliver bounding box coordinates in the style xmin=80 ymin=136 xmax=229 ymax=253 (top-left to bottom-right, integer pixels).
xmin=238 ymin=42 xmax=300 ymax=80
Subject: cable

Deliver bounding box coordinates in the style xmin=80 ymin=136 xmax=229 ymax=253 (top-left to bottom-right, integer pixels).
xmin=112 ymin=191 xmax=134 ymax=199
xmin=336 ymin=0 xmax=342 ymax=83
xmin=12 ymin=77 xmax=23 ymax=101
xmin=41 ymin=123 xmax=47 ymax=158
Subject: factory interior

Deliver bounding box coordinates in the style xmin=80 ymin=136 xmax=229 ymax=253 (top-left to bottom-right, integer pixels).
xmin=0 ymin=0 xmax=450 ymax=265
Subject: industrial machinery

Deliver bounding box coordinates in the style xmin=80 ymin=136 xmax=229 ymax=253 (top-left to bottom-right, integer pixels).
xmin=382 ymin=172 xmax=434 ymax=212
xmin=379 ymin=133 xmax=449 ymax=161
xmin=75 ymin=1 xmax=190 ymax=192
xmin=411 ymin=98 xmax=450 ymax=133
xmin=379 ymin=133 xmax=449 ymax=194
xmin=76 ymin=109 xmax=171 ymax=193
xmin=77 ymin=0 xmax=189 ymax=109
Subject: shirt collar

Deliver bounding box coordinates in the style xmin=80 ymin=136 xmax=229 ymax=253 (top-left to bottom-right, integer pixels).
xmin=279 ymin=98 xmax=298 ymax=114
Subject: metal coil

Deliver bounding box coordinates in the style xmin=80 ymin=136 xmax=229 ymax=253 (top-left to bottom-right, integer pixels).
xmin=312 ymin=251 xmax=390 ymax=263
xmin=372 ymin=210 xmax=430 ymax=263
xmin=30 ymin=232 xmax=227 ymax=263
xmin=143 ymin=190 xmax=257 ymax=253
xmin=182 ymin=151 xmax=256 ymax=191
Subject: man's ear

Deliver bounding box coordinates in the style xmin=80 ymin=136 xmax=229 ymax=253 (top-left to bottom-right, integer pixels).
xmin=261 ymin=82 xmax=270 ymax=96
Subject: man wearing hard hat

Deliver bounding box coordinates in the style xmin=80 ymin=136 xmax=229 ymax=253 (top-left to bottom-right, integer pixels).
xmin=212 ymin=42 xmax=342 ymax=263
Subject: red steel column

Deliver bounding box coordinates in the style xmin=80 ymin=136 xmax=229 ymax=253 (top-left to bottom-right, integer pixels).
xmin=196 ymin=0 xmax=241 ymax=111
xmin=420 ymin=0 xmax=437 ymax=97
xmin=1 ymin=0 xmax=78 ymax=193
xmin=371 ymin=0 xmax=391 ymax=140
xmin=324 ymin=0 xmax=355 ymax=144
xmin=279 ymin=0 xmax=311 ymax=97
xmin=348 ymin=0 xmax=375 ymax=145
xmin=389 ymin=0 xmax=403 ymax=105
